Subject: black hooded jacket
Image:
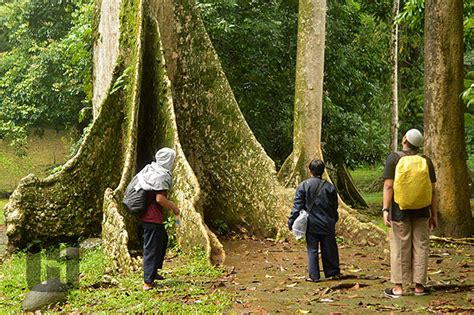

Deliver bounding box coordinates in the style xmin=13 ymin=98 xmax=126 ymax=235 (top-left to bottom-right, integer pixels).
xmin=288 ymin=176 xmax=339 ymax=235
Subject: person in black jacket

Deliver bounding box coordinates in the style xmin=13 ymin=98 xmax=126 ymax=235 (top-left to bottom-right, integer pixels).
xmin=288 ymin=159 xmax=341 ymax=282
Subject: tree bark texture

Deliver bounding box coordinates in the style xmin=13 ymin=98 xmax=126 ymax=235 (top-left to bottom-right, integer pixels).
xmin=92 ymin=0 xmax=121 ymax=116
xmin=5 ymin=0 xmax=386 ymax=271
xmin=389 ymin=0 xmax=399 ymax=152
xmin=278 ymin=0 xmax=326 ymax=188
xmin=278 ymin=0 xmax=384 ymax=243
xmin=424 ymin=0 xmax=473 ymax=236
xmin=330 ymin=164 xmax=368 ymax=209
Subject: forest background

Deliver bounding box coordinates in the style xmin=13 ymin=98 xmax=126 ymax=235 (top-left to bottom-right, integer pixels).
xmin=0 ymin=0 xmax=473 ymax=312
xmin=0 ymin=0 xmax=472 ymax=204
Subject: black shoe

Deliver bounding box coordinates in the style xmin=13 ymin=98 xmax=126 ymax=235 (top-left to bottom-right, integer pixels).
xmin=384 ymin=288 xmax=402 ymax=298
xmin=155 ymin=274 xmax=165 ymax=281
xmin=327 ymin=274 xmax=343 ymax=280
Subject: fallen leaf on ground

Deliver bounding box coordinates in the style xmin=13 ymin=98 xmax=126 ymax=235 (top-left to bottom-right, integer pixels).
xmin=286 ymin=283 xmax=298 ymax=288
xmin=349 ymin=283 xmax=360 ymax=290
xmin=297 ymin=310 xmax=310 ymax=314
xmin=321 ymin=298 xmax=334 ymax=303
xmin=428 ymin=270 xmax=443 ymax=275
xmin=265 ymin=274 xmax=273 ymax=278
xmin=272 ymin=287 xmax=286 ymax=293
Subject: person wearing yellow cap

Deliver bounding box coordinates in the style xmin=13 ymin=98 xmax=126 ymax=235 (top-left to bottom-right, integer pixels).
xmin=381 ymin=129 xmax=438 ymax=298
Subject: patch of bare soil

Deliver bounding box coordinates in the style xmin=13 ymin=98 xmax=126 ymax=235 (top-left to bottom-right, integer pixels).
xmin=218 ymin=237 xmax=474 ymax=314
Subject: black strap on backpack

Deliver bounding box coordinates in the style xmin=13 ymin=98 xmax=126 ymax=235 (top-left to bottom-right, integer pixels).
xmin=305 ymin=179 xmax=326 ymax=213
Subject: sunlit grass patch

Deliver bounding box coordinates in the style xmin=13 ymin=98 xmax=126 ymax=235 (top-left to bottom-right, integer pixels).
xmin=0 ymin=245 xmax=232 ymax=313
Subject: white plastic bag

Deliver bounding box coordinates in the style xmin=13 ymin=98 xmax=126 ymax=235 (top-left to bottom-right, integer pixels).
xmin=292 ymin=210 xmax=309 ymax=240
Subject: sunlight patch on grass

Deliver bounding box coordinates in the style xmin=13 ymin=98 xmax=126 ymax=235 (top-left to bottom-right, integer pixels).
xmin=361 ymin=192 xmax=382 ymax=207
xmin=0 ymin=246 xmax=232 ymax=313
xmin=0 ymin=130 xmax=71 ymax=193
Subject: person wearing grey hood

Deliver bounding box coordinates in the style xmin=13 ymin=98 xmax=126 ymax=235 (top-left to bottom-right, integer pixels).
xmin=137 ymin=147 xmax=180 ymax=291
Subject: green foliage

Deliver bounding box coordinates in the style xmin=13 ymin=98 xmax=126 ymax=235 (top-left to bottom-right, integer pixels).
xmin=200 ymin=0 xmax=391 ymax=168
xmin=208 ymin=218 xmax=230 ymax=236
xmin=163 ymin=214 xmax=178 ymax=248
xmin=0 ymin=246 xmax=231 ymax=313
xmin=110 ymin=66 xmax=132 ymax=95
xmin=396 ymin=0 xmax=474 ymax=140
xmin=323 ymin=0 xmax=391 ymax=167
xmin=396 ymin=0 xmax=424 ymax=31
xmin=0 ymin=0 xmax=93 ymax=151
xmin=198 ymin=0 xmax=297 ymax=166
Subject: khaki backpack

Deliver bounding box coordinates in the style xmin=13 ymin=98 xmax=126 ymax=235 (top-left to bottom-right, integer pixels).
xmin=393 ymin=152 xmax=432 ymax=210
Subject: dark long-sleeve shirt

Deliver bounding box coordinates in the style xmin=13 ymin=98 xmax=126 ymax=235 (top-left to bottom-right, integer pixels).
xmin=288 ymin=176 xmax=339 ymax=235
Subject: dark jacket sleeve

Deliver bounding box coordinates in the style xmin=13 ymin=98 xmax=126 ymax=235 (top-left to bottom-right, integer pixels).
xmin=288 ymin=182 xmax=305 ymax=230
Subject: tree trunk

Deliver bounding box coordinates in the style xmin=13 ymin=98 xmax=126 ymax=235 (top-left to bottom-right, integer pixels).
xmin=92 ymin=0 xmax=121 ymax=117
xmin=329 ymin=164 xmax=369 ymax=209
xmin=5 ymin=0 xmax=386 ymax=271
xmin=424 ymin=0 xmax=474 ymax=236
xmin=389 ymin=0 xmax=399 ymax=152
xmin=278 ymin=0 xmax=326 ymax=187
xmin=278 ymin=0 xmax=384 ymax=241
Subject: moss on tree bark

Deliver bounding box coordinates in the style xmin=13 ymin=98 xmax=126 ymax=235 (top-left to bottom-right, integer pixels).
xmin=5 ymin=0 xmax=385 ymax=272
xmin=424 ymin=0 xmax=473 ymax=236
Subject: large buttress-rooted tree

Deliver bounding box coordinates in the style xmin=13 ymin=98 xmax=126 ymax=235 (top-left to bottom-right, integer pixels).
xmin=5 ymin=0 xmax=384 ymax=272
xmin=424 ymin=0 xmax=473 ymax=236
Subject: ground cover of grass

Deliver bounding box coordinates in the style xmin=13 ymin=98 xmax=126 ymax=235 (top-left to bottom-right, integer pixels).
xmin=349 ymin=165 xmax=385 ymax=230
xmin=0 ymin=130 xmax=71 ymax=194
xmin=0 ymin=246 xmax=232 ymax=313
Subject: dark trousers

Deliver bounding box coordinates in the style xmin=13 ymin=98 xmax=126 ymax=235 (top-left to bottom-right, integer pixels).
xmin=141 ymin=222 xmax=168 ymax=284
xmin=306 ymin=232 xmax=340 ymax=280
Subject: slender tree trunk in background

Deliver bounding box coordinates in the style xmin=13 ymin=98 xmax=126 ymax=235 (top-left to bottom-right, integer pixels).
xmin=389 ymin=0 xmax=399 ymax=152
xmin=424 ymin=0 xmax=473 ymax=236
xmin=278 ymin=0 xmax=326 ymax=187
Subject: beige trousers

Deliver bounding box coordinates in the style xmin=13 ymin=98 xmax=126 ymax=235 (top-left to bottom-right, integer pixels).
xmin=389 ymin=218 xmax=430 ymax=285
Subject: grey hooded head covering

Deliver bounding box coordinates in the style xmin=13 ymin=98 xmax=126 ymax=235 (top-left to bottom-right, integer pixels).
xmin=135 ymin=147 xmax=176 ymax=191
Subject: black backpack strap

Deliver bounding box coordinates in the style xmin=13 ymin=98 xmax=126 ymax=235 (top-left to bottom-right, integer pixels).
xmin=307 ymin=180 xmax=326 ymax=213
xmin=394 ymin=151 xmax=405 ymax=159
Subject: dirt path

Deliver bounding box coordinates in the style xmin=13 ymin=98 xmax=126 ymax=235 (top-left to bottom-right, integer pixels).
xmin=219 ymin=237 xmax=474 ymax=314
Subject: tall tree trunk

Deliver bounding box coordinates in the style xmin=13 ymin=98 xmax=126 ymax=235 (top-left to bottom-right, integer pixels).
xmin=278 ymin=0 xmax=383 ymax=241
xmin=92 ymin=0 xmax=121 ymax=117
xmin=278 ymin=0 xmax=326 ymax=187
xmin=424 ymin=0 xmax=474 ymax=236
xmin=389 ymin=0 xmax=400 ymax=152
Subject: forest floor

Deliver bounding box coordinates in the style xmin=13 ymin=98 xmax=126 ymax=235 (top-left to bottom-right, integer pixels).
xmin=219 ymin=236 xmax=474 ymax=314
